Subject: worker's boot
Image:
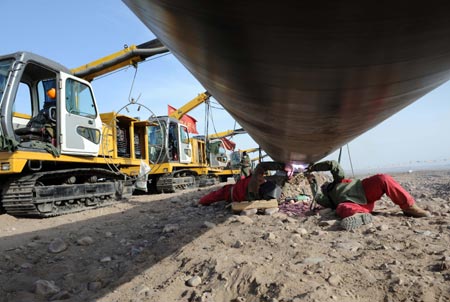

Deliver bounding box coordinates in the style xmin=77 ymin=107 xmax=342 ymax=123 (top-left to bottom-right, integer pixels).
xmin=402 ymin=204 xmax=431 ymax=217
xmin=341 ymin=213 xmax=373 ymax=231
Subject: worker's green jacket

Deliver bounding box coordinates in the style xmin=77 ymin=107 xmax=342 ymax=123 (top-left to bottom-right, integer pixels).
xmin=310 ymin=160 xmax=367 ymax=208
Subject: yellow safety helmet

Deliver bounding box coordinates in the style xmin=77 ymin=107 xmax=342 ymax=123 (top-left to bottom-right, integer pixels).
xmin=47 ymin=88 xmax=56 ymax=99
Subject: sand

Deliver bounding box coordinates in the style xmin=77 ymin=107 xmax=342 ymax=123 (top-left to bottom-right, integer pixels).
xmin=0 ymin=169 xmax=449 ymax=302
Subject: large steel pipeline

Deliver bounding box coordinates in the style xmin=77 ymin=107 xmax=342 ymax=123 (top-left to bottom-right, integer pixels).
xmin=123 ymin=0 xmax=450 ymax=164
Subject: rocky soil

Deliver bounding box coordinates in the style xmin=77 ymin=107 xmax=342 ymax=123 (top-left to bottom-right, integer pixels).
xmin=0 ymin=169 xmax=449 ymax=302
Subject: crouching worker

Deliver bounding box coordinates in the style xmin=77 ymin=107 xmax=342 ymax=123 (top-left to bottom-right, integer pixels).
xmin=307 ymin=160 xmax=431 ymax=231
xmin=199 ymin=162 xmax=293 ymax=205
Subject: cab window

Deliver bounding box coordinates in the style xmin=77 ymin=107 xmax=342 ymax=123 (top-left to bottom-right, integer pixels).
xmin=37 ymin=79 xmax=57 ymax=111
xmin=65 ymin=78 xmax=97 ymax=118
xmin=180 ymin=125 xmax=189 ymax=144
xmin=0 ymin=59 xmax=12 ymax=102
xmin=13 ymin=82 xmax=32 ymax=116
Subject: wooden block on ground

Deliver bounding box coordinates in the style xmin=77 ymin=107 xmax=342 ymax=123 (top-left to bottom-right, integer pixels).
xmin=231 ymin=199 xmax=278 ymax=212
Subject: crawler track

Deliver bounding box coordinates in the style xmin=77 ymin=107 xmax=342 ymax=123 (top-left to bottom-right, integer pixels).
xmin=1 ymin=168 xmax=133 ymax=217
xmin=156 ymin=170 xmax=197 ymax=193
xmin=156 ymin=170 xmax=219 ymax=193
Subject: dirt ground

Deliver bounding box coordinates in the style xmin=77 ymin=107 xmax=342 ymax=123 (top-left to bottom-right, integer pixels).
xmin=1 ymin=169 xmax=449 ymax=302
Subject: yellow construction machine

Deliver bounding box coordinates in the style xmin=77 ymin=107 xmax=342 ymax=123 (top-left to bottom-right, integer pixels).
xmin=205 ymin=128 xmax=246 ymax=169
xmin=146 ymin=93 xmax=244 ymax=192
xmin=0 ymin=40 xmax=168 ymax=217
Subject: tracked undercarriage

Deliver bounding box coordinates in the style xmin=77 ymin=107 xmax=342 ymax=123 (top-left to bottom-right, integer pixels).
xmin=1 ymin=168 xmax=133 ymax=218
xmin=155 ymin=169 xmax=217 ymax=193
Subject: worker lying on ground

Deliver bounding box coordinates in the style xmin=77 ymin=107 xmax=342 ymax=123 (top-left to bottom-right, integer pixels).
xmin=199 ymin=162 xmax=293 ymax=205
xmin=306 ymin=160 xmax=431 ymax=231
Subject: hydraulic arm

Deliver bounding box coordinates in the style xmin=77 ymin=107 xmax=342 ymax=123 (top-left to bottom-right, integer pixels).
xmin=71 ymin=39 xmax=169 ymax=81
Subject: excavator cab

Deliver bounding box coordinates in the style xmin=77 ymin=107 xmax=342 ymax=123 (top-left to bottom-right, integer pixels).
xmin=0 ymin=52 xmax=103 ymax=156
xmin=207 ymin=139 xmax=229 ymax=168
xmin=0 ymin=52 xmax=135 ymax=217
xmin=148 ymin=116 xmax=192 ymax=164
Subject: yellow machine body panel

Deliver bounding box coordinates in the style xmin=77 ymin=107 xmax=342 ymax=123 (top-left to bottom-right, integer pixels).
xmin=0 ymin=149 xmax=143 ymax=175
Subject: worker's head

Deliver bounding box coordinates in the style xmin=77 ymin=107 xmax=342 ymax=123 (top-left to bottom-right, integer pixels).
xmin=284 ymin=163 xmax=294 ymax=180
xmin=47 ymin=88 xmax=56 ymax=99
xmin=243 ymin=151 xmax=247 ymax=156
xmin=255 ymin=170 xmax=266 ymax=185
xmin=259 ymin=181 xmax=281 ymax=200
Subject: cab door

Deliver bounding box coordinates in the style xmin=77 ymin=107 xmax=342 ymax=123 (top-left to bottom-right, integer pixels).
xmin=179 ymin=124 xmax=192 ymax=163
xmin=59 ymin=74 xmax=102 ymax=156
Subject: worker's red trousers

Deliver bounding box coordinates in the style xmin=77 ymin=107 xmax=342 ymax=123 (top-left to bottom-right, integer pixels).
xmin=335 ymin=174 xmax=415 ymax=218
xmin=199 ymin=184 xmax=233 ymax=205
xmin=199 ymin=177 xmax=252 ymax=205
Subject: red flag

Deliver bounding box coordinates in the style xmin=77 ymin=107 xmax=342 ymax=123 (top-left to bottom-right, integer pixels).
xmin=168 ymin=105 xmax=198 ymax=134
xmin=181 ymin=114 xmax=198 ymax=134
xmin=168 ymin=105 xmax=176 ymax=116
xmin=221 ymin=137 xmax=236 ymax=151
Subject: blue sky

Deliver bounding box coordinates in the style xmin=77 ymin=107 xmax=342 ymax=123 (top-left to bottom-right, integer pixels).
xmin=2 ymin=0 xmax=449 ymax=172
